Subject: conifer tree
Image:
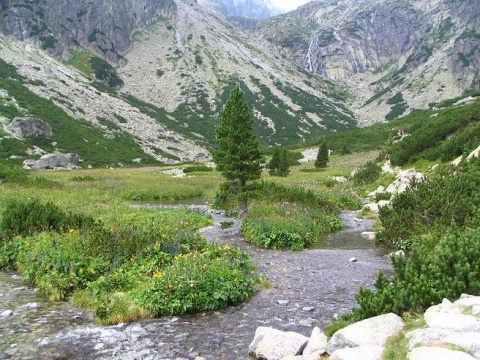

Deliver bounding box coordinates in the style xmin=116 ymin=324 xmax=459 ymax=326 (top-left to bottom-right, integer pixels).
xmin=212 ymin=86 xmax=262 ymax=216
xmin=268 ymin=147 xmax=281 ymax=176
xmin=315 ymin=140 xmax=329 ymax=168
xmin=278 ymin=148 xmax=290 ymax=177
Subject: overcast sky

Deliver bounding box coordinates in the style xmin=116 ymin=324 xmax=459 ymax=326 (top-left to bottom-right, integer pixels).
xmin=270 ymin=0 xmax=313 ymax=11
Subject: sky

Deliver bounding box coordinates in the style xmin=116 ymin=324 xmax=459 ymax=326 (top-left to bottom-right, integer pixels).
xmin=269 ymin=0 xmax=313 ymax=11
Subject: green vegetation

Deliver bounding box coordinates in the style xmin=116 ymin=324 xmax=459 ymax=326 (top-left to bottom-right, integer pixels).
xmin=352 ymin=161 xmax=381 ymax=185
xmin=0 ymin=59 xmax=160 ymax=167
xmin=376 ymin=166 xmax=480 ymax=250
xmin=240 ymin=181 xmax=359 ymax=250
xmin=268 ymin=147 xmax=290 ymax=177
xmin=0 ymin=168 xmax=257 ymax=323
xmin=90 ymin=56 xmax=124 ymax=89
xmin=387 ymin=98 xmax=480 ymax=165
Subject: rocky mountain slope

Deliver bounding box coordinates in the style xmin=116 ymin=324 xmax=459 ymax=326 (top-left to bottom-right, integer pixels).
xmin=248 ymin=0 xmax=480 ymax=124
xmin=0 ymin=0 xmax=355 ymax=167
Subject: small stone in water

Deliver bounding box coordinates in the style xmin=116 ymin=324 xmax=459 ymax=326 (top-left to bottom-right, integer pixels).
xmin=302 ymin=307 xmax=315 ymax=312
xmin=1 ymin=310 xmax=13 ymax=317
xmin=11 ymin=275 xmax=21 ymax=281
xmin=349 ymin=257 xmax=358 ymax=263
xmin=277 ymin=300 xmax=290 ymax=305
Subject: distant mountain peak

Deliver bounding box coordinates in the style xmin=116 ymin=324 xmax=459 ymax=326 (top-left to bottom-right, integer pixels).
xmin=197 ymin=0 xmax=281 ymax=19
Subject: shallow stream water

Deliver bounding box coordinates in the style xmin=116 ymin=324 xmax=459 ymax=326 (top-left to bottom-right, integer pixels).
xmin=0 ymin=206 xmax=392 ymax=360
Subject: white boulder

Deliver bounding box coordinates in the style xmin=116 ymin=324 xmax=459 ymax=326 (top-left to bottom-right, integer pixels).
xmin=329 ymin=345 xmax=384 ymax=360
xmin=424 ymin=301 xmax=480 ymax=332
xmin=302 ymin=327 xmax=327 ymax=360
xmin=249 ymin=327 xmax=309 ymax=360
xmin=326 ymin=313 xmax=404 ymax=354
xmin=408 ymin=346 xmax=475 ymax=360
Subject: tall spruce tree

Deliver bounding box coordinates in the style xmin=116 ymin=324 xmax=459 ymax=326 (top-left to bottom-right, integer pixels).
xmin=278 ymin=148 xmax=290 ymax=177
xmin=315 ymin=140 xmax=329 ymax=168
xmin=268 ymin=147 xmax=281 ymax=176
xmin=212 ymin=86 xmax=262 ymax=216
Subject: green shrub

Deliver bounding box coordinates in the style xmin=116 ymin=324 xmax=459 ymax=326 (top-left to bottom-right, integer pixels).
xmin=376 ymin=167 xmax=480 ymax=249
xmin=183 ymin=165 xmax=213 ymax=173
xmin=375 ymin=192 xmax=392 ymax=202
xmin=354 ymin=225 xmax=480 ymax=319
xmin=241 ymin=201 xmax=342 ymax=250
xmin=90 ymin=56 xmax=124 ymax=89
xmin=0 ymin=199 xmax=95 ymax=242
xmin=220 ymin=221 xmax=234 ymax=229
xmin=388 ymin=99 xmax=480 ymax=166
xmin=353 ymin=161 xmax=381 ymax=185
xmin=0 ymin=161 xmax=29 ymax=184
xmin=135 ymin=246 xmax=256 ymax=316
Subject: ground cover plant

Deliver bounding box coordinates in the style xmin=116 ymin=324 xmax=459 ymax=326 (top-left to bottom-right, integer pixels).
xmin=0 ymin=166 xmax=258 ymax=323
xmin=0 ymin=199 xmax=257 ymax=324
xmin=240 ymin=181 xmax=360 ymax=250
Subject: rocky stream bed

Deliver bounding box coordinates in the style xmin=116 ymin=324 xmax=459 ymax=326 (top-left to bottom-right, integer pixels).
xmin=0 ymin=206 xmax=392 ymax=360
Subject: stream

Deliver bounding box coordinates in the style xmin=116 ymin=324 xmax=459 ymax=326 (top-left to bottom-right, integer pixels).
xmin=0 ymin=207 xmax=392 ymax=360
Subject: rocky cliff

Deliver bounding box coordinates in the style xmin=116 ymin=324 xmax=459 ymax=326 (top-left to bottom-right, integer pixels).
xmin=249 ymin=0 xmax=480 ymax=124
xmin=0 ymin=0 xmax=176 ymax=63
xmin=0 ymin=0 xmax=355 ymax=165
xmin=197 ymin=0 xmax=278 ymax=20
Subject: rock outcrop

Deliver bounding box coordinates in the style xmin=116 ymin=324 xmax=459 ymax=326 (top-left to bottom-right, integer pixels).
xmin=249 ymin=0 xmax=480 ymax=124
xmin=23 ymin=152 xmax=80 ymax=170
xmin=248 ymin=327 xmax=309 ymax=360
xmin=0 ymin=0 xmax=176 ymax=63
xmin=326 ymin=313 xmax=404 ymax=355
xmin=6 ymin=117 xmax=53 ymax=138
xmin=249 ymin=295 xmax=480 ymax=360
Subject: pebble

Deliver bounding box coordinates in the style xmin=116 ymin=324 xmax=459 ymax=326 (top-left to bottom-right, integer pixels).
xmin=302 ymin=307 xmax=315 ymax=312
xmin=1 ymin=310 xmax=14 ymax=317
xmin=349 ymin=257 xmax=358 ymax=263
xmin=278 ymin=300 xmax=290 ymax=305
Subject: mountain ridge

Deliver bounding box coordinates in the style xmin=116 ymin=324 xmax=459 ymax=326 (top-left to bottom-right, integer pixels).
xmin=0 ymin=0 xmax=479 ymax=166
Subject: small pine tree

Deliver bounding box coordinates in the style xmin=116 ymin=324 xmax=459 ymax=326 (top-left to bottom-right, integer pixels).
xmin=212 ymin=86 xmax=262 ymax=216
xmin=278 ymin=148 xmax=290 ymax=177
xmin=268 ymin=147 xmax=281 ymax=176
xmin=315 ymin=140 xmax=329 ymax=168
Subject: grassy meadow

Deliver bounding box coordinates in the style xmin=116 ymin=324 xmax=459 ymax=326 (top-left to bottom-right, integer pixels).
xmin=0 ymin=154 xmax=372 ymax=324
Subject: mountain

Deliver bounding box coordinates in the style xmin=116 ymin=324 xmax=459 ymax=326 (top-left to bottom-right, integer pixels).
xmin=0 ymin=0 xmax=479 ymax=166
xmin=197 ymin=0 xmax=280 ymax=19
xmin=247 ymin=0 xmax=480 ymax=124
xmin=0 ymin=0 xmax=355 ymax=167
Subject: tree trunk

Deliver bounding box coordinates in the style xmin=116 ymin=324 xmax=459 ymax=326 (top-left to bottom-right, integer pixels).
xmin=238 ymin=179 xmax=248 ymax=218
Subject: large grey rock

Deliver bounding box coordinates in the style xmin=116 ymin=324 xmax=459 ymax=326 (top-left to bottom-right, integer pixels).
xmin=329 ymin=346 xmax=384 ymax=360
xmin=424 ymin=300 xmax=480 ymax=332
xmin=249 ymin=327 xmax=309 ymax=360
xmin=25 ymin=153 xmax=80 ymax=170
xmin=326 ymin=313 xmax=404 ymax=354
xmin=302 ymin=327 xmax=327 ymax=360
xmin=454 ymin=295 xmax=480 ymax=310
xmin=408 ymin=346 xmax=475 ymax=360
xmin=6 ymin=117 xmax=53 ymax=138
